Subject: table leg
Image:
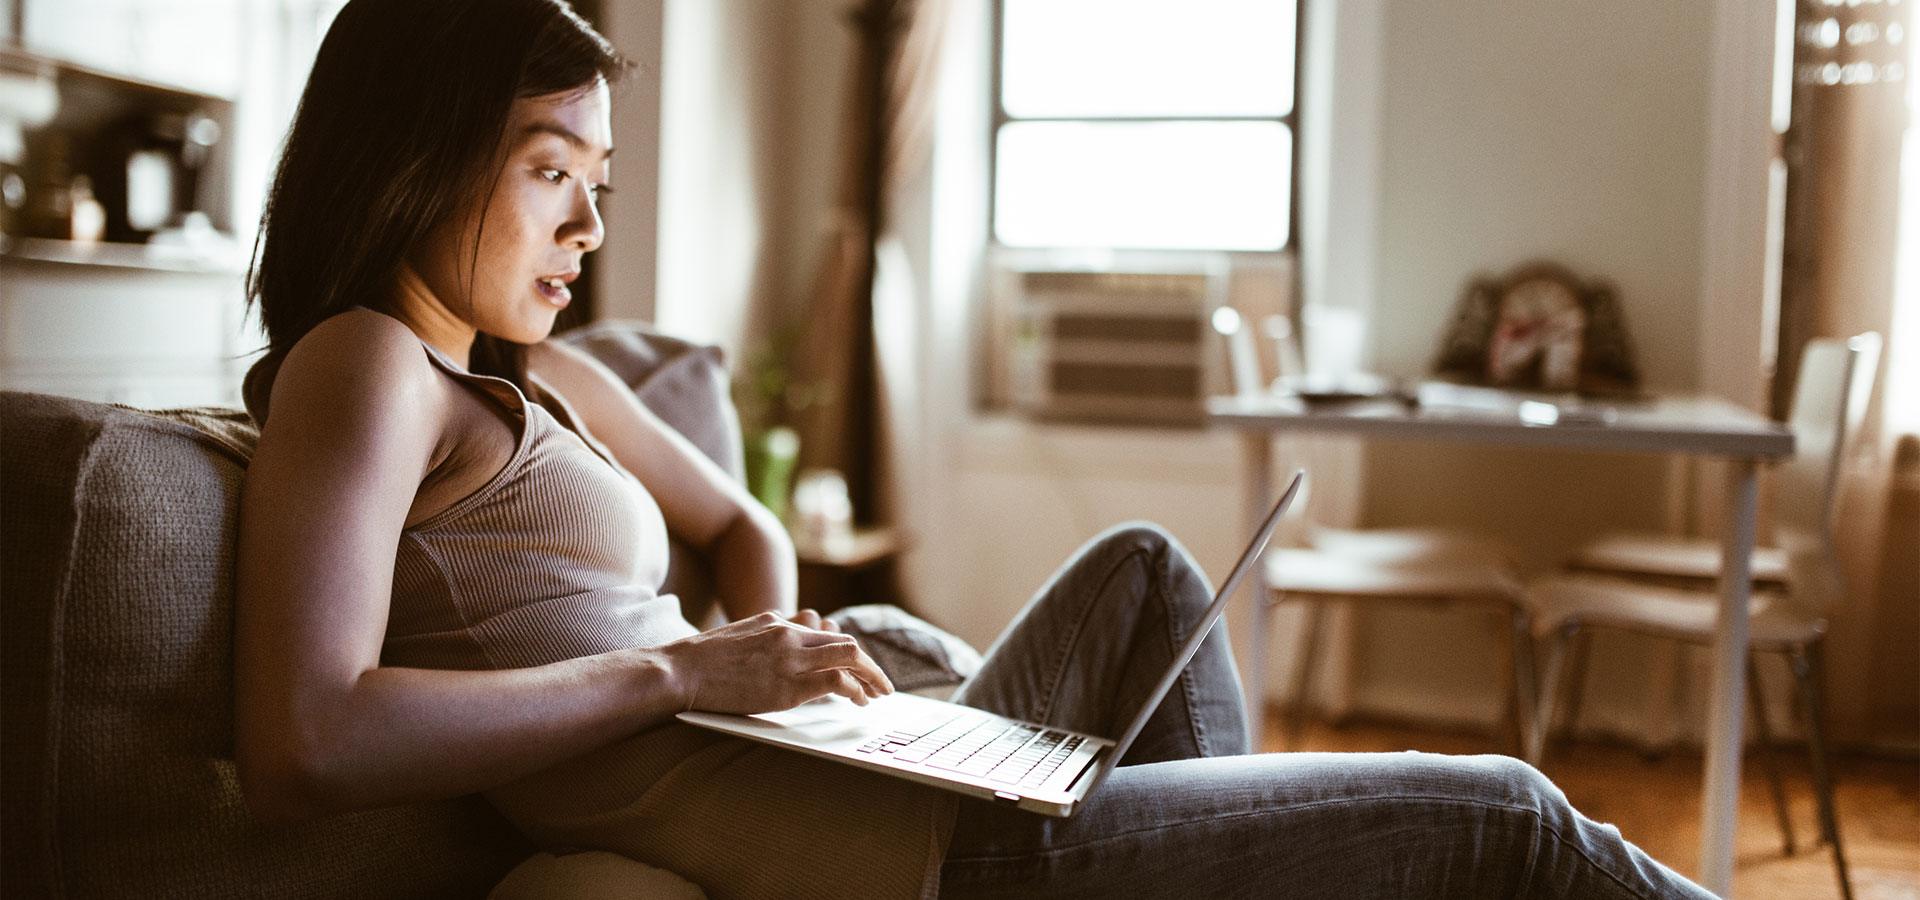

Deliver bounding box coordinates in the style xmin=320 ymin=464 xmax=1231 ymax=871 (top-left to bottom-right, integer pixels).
xmin=1240 ymin=432 xmax=1274 ymax=747
xmin=1699 ymin=460 xmax=1758 ymax=895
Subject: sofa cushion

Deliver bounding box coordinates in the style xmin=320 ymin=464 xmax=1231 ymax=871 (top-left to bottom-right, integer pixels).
xmin=558 ymin=321 xmax=743 ymax=480
xmin=828 ymin=605 xmax=984 ymax=695
xmin=1 ymin=392 xmax=530 ymax=898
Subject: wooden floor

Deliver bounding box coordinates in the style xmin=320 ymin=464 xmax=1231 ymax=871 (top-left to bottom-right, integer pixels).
xmin=1262 ymin=712 xmax=1920 ymax=899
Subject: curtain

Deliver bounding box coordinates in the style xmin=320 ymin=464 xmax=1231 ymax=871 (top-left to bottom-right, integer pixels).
xmin=789 ymin=0 xmax=952 ymax=580
xmin=1777 ymin=0 xmax=1918 ymax=750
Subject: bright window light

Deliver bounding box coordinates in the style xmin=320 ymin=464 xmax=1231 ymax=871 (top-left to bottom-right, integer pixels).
xmin=995 ymin=121 xmax=1291 ymax=250
xmin=1001 ymin=0 xmax=1296 ymax=119
xmin=994 ymin=0 xmax=1298 ymax=251
xmin=1888 ymin=18 xmax=1920 ymax=437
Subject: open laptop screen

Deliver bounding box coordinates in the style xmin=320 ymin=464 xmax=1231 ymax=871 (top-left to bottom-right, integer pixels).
xmin=1078 ymin=469 xmax=1305 ymax=795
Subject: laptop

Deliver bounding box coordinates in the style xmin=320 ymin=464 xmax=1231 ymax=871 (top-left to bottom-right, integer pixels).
xmin=678 ymin=470 xmax=1304 ymax=817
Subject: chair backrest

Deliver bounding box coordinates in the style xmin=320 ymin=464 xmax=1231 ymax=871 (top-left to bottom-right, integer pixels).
xmin=1773 ymin=334 xmax=1881 ymax=619
xmin=1776 ymin=333 xmax=1882 ymax=541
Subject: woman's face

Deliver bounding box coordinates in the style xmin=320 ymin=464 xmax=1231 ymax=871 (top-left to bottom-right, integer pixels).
xmin=412 ymin=80 xmax=613 ymax=344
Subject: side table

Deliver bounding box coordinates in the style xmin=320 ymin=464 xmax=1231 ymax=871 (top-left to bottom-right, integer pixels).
xmin=792 ymin=527 xmax=902 ymax=615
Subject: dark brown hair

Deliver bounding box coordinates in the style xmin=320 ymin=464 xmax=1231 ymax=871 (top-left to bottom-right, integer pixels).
xmin=243 ymin=0 xmax=627 ymax=420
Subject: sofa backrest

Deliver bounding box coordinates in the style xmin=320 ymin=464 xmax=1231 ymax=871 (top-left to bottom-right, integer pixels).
xmin=556 ymin=320 xmax=743 ymax=481
xmin=2 ymin=392 xmax=532 ymax=898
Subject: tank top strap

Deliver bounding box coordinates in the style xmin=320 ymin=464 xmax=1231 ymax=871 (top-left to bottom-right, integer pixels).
xmin=414 ymin=338 xmax=531 ymax=427
xmin=412 ymin=333 xmax=628 ymax=475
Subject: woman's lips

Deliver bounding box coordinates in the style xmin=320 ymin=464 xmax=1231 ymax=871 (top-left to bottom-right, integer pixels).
xmin=535 ymin=277 xmax=572 ymax=308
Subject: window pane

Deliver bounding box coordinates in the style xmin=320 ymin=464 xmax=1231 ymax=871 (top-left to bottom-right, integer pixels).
xmin=1002 ymin=0 xmax=1296 ymax=119
xmin=994 ymin=121 xmax=1291 ymax=250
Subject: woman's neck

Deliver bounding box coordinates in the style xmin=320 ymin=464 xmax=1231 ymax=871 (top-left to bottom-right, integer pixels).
xmin=388 ymin=266 xmax=479 ymax=367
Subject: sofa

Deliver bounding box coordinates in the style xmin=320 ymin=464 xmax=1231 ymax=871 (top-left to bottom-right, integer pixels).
xmin=0 ymin=322 xmax=979 ymax=898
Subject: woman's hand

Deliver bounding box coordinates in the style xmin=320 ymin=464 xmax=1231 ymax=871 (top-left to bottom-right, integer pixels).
xmin=663 ymin=610 xmax=892 ymax=714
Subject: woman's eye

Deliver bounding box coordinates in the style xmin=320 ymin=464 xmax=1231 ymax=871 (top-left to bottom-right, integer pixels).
xmin=539 ymin=169 xmax=568 ymax=184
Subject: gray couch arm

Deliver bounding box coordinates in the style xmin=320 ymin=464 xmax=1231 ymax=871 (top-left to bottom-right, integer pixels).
xmin=0 ymin=392 xmax=532 ymax=898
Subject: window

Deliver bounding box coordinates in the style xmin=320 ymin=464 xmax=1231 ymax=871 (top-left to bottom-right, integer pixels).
xmin=991 ymin=0 xmax=1301 ymax=252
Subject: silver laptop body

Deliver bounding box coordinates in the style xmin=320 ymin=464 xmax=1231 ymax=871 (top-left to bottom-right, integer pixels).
xmin=677 ymin=471 xmax=1305 ymax=817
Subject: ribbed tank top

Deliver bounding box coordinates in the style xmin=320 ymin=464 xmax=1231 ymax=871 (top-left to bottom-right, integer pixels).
xmin=388 ymin=333 xmax=954 ymax=898
xmin=382 ymin=339 xmax=698 ymax=670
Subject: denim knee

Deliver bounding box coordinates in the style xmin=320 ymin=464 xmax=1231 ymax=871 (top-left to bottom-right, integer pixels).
xmin=1091 ymin=521 xmax=1176 ymax=561
xmin=1090 ymin=522 xmax=1208 ymax=604
xmin=1455 ymin=754 xmax=1562 ymax=814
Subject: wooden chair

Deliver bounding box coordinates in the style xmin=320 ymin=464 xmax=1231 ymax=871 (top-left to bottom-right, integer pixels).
xmin=1265 ymin=531 xmax=1535 ymax=755
xmin=1526 ymin=333 xmax=1882 ymax=900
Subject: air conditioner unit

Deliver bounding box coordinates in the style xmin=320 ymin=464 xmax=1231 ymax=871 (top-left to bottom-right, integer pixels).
xmin=987 ymin=255 xmax=1230 ymax=427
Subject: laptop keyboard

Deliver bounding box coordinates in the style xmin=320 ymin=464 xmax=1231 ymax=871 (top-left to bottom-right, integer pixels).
xmin=854 ymin=715 xmax=1086 ymax=788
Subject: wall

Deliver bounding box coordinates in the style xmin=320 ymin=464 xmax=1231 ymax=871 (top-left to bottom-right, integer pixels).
xmin=1367 ymin=0 xmax=1714 ymax=555
xmin=1351 ymin=0 xmax=1723 ymax=729
xmin=646 ymin=0 xmax=852 ymax=365
xmin=652 ymin=0 xmax=771 ymax=360
xmin=594 ymin=0 xmax=664 ymax=323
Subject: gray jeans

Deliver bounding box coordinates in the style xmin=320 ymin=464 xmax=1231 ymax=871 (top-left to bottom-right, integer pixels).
xmin=937 ymin=523 xmax=1717 ymax=900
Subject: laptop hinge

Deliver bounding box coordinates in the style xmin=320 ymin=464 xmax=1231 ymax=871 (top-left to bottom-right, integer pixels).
xmin=1065 ymin=748 xmax=1106 ymax=792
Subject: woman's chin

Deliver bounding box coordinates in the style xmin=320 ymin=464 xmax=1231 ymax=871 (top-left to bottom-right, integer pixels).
xmin=522 ymin=292 xmax=568 ymax=339
xmin=486 ymin=313 xmax=559 ymax=346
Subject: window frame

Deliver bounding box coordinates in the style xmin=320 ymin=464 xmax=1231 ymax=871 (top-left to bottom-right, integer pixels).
xmin=986 ymin=0 xmax=1307 ymax=254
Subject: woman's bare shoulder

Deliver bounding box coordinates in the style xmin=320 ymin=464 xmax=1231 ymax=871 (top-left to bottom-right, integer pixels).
xmin=264 ymin=309 xmax=447 ymax=445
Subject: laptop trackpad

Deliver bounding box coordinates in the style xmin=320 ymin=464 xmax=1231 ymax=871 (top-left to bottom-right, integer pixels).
xmin=740 ymin=694 xmax=942 ymax=744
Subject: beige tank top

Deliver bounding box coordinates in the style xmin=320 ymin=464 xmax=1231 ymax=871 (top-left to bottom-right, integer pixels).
xmin=388 ymin=335 xmax=955 ymax=898
xmin=382 ymin=339 xmax=698 ymax=669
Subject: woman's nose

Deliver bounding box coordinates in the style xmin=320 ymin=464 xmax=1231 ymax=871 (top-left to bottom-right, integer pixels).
xmin=559 ymin=186 xmax=604 ymax=252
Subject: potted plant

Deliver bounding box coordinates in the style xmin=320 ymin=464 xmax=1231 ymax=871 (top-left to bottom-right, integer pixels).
xmin=734 ymin=324 xmax=833 ymax=521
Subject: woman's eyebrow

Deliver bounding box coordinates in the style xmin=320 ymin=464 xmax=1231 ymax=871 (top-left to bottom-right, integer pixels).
xmin=519 ymin=122 xmax=614 ymax=160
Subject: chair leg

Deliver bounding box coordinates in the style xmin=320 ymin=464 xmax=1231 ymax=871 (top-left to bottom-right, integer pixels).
xmin=1560 ymin=627 xmax=1594 ymax=738
xmin=1527 ymin=623 xmax=1575 ymax=766
xmin=1283 ymin=598 xmax=1326 ymax=749
xmin=1747 ymin=654 xmax=1797 ymax=856
xmin=1792 ymin=643 xmax=1854 ymax=900
xmin=1644 ymin=641 xmax=1688 ymax=761
xmin=1503 ymin=608 xmax=1536 ymax=759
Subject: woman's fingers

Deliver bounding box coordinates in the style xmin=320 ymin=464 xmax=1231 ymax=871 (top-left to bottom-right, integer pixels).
xmin=789 ymin=608 xmax=841 ymax=634
xmin=787 ymin=622 xmax=854 ymax=648
xmin=800 ymin=669 xmax=869 ymax=705
xmin=841 ymin=670 xmax=871 ymax=704
xmin=800 ymin=639 xmax=892 ymax=697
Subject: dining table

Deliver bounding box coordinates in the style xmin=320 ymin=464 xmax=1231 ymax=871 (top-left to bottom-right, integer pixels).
xmin=1209 ymin=382 xmax=1794 ymax=896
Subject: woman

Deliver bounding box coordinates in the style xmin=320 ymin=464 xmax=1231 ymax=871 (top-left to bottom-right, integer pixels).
xmin=234 ymin=1 xmax=1716 ymax=897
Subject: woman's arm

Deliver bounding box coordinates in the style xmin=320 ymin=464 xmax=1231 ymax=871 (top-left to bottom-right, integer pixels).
xmin=234 ymin=313 xmax=886 ymax=824
xmin=235 ymin=312 xmax=681 ymax=822
xmin=528 ymin=339 xmax=796 ymax=621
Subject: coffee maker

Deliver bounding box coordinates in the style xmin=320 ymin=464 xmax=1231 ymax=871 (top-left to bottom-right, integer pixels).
xmin=90 ymin=110 xmax=222 ymax=243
